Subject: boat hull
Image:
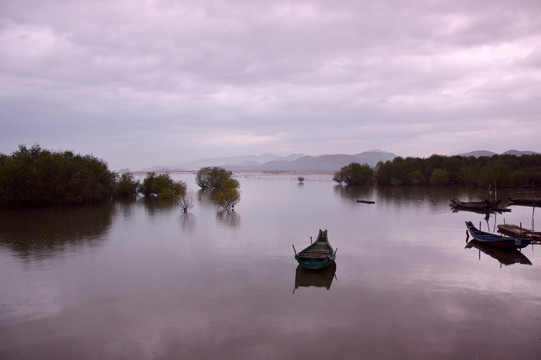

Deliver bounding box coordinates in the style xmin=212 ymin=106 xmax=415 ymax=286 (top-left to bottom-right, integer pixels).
xmin=465 ymin=221 xmax=531 ymax=249
xmin=450 ymin=198 xmax=510 ymax=213
xmin=295 ymin=255 xmax=335 ymax=270
xmin=294 ymin=229 xmax=337 ymax=270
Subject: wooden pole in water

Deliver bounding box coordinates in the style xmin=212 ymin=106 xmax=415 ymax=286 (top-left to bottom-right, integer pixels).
xmin=532 ymin=206 xmax=535 ymax=231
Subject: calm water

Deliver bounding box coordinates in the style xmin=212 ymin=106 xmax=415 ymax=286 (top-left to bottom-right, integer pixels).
xmin=1 ymin=172 xmax=541 ymax=359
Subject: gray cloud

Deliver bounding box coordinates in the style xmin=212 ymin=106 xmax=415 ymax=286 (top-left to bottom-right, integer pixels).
xmin=1 ymin=0 xmax=540 ymax=169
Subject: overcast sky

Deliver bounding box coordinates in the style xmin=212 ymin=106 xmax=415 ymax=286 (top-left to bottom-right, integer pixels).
xmin=1 ymin=0 xmax=540 ymax=170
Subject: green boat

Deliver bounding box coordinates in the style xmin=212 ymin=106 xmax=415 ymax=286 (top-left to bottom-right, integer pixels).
xmin=293 ymin=229 xmax=337 ymax=270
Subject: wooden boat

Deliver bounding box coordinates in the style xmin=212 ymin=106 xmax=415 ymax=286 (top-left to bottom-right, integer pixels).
xmin=357 ymin=199 xmax=375 ymax=204
xmin=465 ymin=221 xmax=531 ymax=249
xmin=466 ymin=240 xmax=532 ymax=266
xmin=451 ymin=198 xmax=502 ymax=209
xmin=507 ymin=197 xmax=541 ymax=206
xmin=497 ymin=224 xmax=541 ymax=243
xmin=293 ymin=229 xmax=337 ymax=270
xmin=450 ymin=198 xmax=510 ymax=213
xmin=451 ymin=198 xmax=502 ymax=208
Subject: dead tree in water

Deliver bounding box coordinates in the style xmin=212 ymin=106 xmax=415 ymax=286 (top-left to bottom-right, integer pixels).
xmin=178 ymin=191 xmax=194 ymax=214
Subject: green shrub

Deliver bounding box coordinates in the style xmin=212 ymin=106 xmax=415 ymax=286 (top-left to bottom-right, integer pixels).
xmin=334 ymin=163 xmax=374 ymax=186
xmin=140 ymin=172 xmax=186 ymax=199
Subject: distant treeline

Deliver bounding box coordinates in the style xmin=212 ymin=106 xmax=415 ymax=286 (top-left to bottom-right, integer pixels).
xmin=3 ymin=144 xmax=540 ymax=209
xmin=0 ymin=144 xmax=185 ymax=209
xmin=373 ymin=154 xmax=541 ymax=187
xmin=0 ymin=144 xmax=116 ymax=209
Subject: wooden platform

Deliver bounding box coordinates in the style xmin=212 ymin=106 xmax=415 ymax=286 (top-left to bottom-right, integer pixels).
xmin=497 ymin=224 xmax=541 ymax=244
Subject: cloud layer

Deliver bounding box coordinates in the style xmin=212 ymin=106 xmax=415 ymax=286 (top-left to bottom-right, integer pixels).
xmin=1 ymin=0 xmax=541 ymax=169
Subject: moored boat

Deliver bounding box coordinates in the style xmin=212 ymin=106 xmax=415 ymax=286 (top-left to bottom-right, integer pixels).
xmin=465 ymin=221 xmax=531 ymax=249
xmin=450 ymin=198 xmax=509 ymax=212
xmin=293 ymin=229 xmax=337 ymax=270
xmin=497 ymin=224 xmax=541 ymax=242
xmin=357 ymin=199 xmax=375 ymax=204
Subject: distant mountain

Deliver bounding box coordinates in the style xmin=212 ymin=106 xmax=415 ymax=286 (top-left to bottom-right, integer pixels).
xmin=354 ymin=150 xmax=398 ymax=166
xmin=281 ymin=153 xmax=307 ymax=162
xmin=143 ymin=165 xmax=184 ymax=172
xmin=247 ymin=154 xmax=358 ymax=171
xmin=459 ymin=150 xmax=497 ymax=157
xmin=174 ymin=153 xmax=282 ymax=170
xmin=138 ymin=150 xmax=397 ymax=172
xmin=503 ymin=149 xmax=538 ymax=156
xmin=458 ymin=149 xmax=538 ymax=158
xmin=135 ymin=149 xmax=538 ymax=173
xmin=225 ymin=150 xmax=397 ymax=171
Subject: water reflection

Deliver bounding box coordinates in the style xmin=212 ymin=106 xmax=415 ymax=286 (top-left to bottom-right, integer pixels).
xmin=141 ymin=198 xmax=178 ymax=215
xmin=0 ymin=204 xmax=113 ymax=259
xmin=334 ymin=185 xmax=374 ymax=201
xmin=376 ymin=185 xmax=445 ymax=202
xmin=116 ymin=198 xmax=137 ymax=218
xmin=451 ymin=206 xmax=493 ymax=220
xmin=2 ymin=179 xmax=541 ymax=359
xmin=292 ymin=261 xmax=337 ymax=293
xmin=178 ymin=213 xmax=195 ymax=232
xmin=216 ymin=209 xmax=240 ymax=227
xmin=196 ymin=189 xmax=214 ymax=207
xmin=375 ymin=185 xmax=502 ymax=211
xmin=450 ymin=202 xmax=511 ymax=218
xmin=469 ymin=211 xmax=506 ymax=233
xmin=465 ymin=240 xmax=532 ymax=266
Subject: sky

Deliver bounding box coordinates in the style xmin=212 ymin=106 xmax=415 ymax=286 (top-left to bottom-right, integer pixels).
xmin=1 ymin=0 xmax=541 ymax=170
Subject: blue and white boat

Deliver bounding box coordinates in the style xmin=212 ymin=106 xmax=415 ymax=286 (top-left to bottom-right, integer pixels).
xmin=465 ymin=221 xmax=531 ymax=249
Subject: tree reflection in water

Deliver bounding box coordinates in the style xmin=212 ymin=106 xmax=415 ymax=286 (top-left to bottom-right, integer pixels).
xmin=216 ymin=209 xmax=240 ymax=227
xmin=0 ymin=204 xmax=114 ymax=259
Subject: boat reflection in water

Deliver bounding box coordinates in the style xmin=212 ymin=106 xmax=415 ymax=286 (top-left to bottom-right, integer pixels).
xmin=293 ymin=261 xmax=337 ymax=294
xmin=466 ymin=240 xmax=532 ymax=267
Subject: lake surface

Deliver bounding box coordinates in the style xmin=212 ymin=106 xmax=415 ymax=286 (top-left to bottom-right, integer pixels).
xmin=1 ymin=172 xmax=541 ymax=359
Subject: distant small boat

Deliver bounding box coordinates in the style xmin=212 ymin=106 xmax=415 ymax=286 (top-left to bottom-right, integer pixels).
xmin=451 ymin=198 xmax=501 ymax=209
xmin=450 ymin=198 xmax=510 ymax=213
xmin=466 ymin=240 xmax=532 ymax=266
xmin=507 ymin=197 xmax=541 ymax=206
xmin=356 ymin=200 xmax=375 ymax=204
xmin=497 ymin=224 xmax=541 ymax=242
xmin=465 ymin=221 xmax=531 ymax=249
xmin=293 ymin=229 xmax=337 ymax=270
